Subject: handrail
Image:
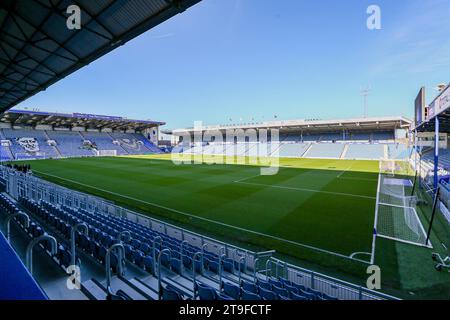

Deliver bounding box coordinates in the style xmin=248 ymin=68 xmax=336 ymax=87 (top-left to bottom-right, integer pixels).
xmin=265 ymin=259 xmax=272 ymax=280
xmin=238 ymin=256 xmax=245 ymax=284
xmin=218 ymin=246 xmax=225 ymax=286
xmin=70 ymin=222 xmax=88 ymax=267
xmin=253 ymin=258 xmax=259 ymax=284
xmin=157 ymin=248 xmax=171 ymax=300
xmin=4 ymin=211 xmax=30 ymax=242
xmin=201 ymin=243 xmax=208 ymax=274
xmin=152 ymin=236 xmax=162 ymax=276
xmin=180 ymin=240 xmax=189 ymax=275
xmin=105 ymin=243 xmax=125 ymax=296
xmin=25 ymin=234 xmax=57 ymax=275
xmin=192 ymin=251 xmax=203 ymax=299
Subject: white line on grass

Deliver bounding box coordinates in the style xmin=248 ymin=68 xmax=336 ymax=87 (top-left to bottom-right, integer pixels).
xmin=337 ymin=165 xmax=352 ymax=178
xmin=234 ymin=174 xmax=262 ymax=183
xmin=33 ymin=169 xmax=370 ymax=264
xmin=235 ymin=181 xmax=376 ymax=200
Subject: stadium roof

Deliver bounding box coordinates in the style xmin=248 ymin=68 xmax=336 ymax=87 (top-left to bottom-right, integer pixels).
xmin=1 ymin=108 xmax=163 ymax=131
xmin=169 ymin=116 xmax=412 ymax=135
xmin=0 ymin=0 xmax=201 ymax=113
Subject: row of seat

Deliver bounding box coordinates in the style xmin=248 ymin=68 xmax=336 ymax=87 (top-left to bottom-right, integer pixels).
xmin=194 ymin=277 xmax=337 ymax=301
xmin=0 ymin=194 xmax=72 ymax=274
xmin=20 ymin=198 xmax=246 ymax=288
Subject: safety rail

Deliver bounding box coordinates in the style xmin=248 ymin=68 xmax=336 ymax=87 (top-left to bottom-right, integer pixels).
xmin=1 ymin=166 xmax=399 ymax=300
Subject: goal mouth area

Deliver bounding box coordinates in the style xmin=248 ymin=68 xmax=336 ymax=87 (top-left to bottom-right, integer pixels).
xmin=95 ymin=150 xmax=117 ymax=157
xmin=374 ymin=161 xmax=433 ymax=249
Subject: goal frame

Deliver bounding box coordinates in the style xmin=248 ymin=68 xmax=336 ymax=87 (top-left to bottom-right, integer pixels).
xmin=94 ymin=149 xmax=117 ymax=157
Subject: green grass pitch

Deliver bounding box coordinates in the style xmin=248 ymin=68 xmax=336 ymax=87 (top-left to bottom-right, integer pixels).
xmin=25 ymin=155 xmax=379 ymax=273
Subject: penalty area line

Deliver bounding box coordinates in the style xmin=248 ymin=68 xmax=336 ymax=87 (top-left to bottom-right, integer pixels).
xmin=235 ymin=181 xmax=376 ymax=200
xmin=33 ymin=170 xmax=369 ymax=264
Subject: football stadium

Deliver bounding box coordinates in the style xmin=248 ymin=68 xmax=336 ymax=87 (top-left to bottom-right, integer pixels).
xmin=0 ymin=0 xmax=449 ymax=305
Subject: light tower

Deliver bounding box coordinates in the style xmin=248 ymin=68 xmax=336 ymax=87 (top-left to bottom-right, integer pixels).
xmin=360 ymin=86 xmax=371 ymax=118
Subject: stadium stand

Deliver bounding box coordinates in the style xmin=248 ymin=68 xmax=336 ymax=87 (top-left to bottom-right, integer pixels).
xmin=0 ymin=166 xmax=396 ymax=300
xmin=276 ymin=143 xmax=310 ymax=157
xmin=344 ymin=144 xmax=385 ymax=160
xmin=0 ymin=110 xmax=164 ymax=159
xmin=305 ymin=143 xmax=345 ymax=158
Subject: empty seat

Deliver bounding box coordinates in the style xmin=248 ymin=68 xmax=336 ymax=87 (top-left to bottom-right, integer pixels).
xmin=222 ymin=281 xmax=240 ymax=300
xmin=272 ymin=284 xmax=289 ymax=298
xmin=259 ymin=287 xmax=277 ymax=300
xmin=170 ymin=258 xmax=182 ymax=274
xmin=241 ymin=280 xmax=258 ymax=294
xmin=197 ymin=283 xmax=216 ymax=300
xmin=241 ymin=289 xmax=261 ymax=301
xmin=162 ymin=286 xmax=182 ymax=300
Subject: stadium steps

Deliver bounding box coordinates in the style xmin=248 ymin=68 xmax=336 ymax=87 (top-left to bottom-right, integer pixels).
xmin=102 ymin=276 xmax=150 ymax=300
xmin=301 ymin=143 xmax=313 ymax=158
xmin=128 ymin=278 xmax=158 ymax=299
xmin=4 ymin=144 xmax=15 ymax=160
xmin=81 ymin=279 xmax=109 ymax=300
xmin=340 ymin=144 xmax=349 ymax=159
xmin=106 ymin=132 xmax=129 ymax=154
xmin=44 ymin=130 xmax=63 ymax=158
xmin=384 ymin=144 xmax=388 ymax=159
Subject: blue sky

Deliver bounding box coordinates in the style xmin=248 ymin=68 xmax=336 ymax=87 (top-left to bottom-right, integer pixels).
xmin=14 ymin=0 xmax=450 ymax=129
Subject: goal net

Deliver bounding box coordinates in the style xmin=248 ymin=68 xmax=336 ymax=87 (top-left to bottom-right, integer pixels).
xmin=15 ymin=152 xmax=46 ymax=160
xmin=375 ymin=160 xmax=431 ymax=248
xmin=95 ymin=149 xmax=117 ymax=157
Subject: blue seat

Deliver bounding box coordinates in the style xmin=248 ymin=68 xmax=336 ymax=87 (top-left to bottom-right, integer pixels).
xmin=299 ymin=289 xmax=316 ymax=300
xmin=259 ymin=287 xmax=277 ymax=300
xmin=257 ymin=279 xmax=271 ymax=291
xmin=218 ymin=293 xmax=233 ymax=300
xmin=272 ymin=284 xmax=289 ymax=298
xmin=162 ymin=286 xmax=182 ymax=300
xmin=133 ymin=250 xmax=145 ymax=267
xmin=143 ymin=255 xmax=154 ymax=273
xmin=208 ymin=261 xmax=219 ymax=273
xmin=241 ymin=289 xmax=261 ymax=300
xmin=182 ymin=256 xmax=192 ymax=269
xmin=223 ymin=259 xmax=234 ymax=273
xmin=241 ymin=280 xmax=258 ymax=294
xmin=170 ymin=258 xmax=182 ymax=274
xmin=222 ymin=281 xmax=240 ymax=300
xmin=268 ymin=277 xmax=283 ymax=288
xmin=197 ymin=283 xmax=216 ymax=300
xmin=291 ymin=292 xmax=308 ymax=300
xmin=283 ymin=283 xmax=299 ymax=295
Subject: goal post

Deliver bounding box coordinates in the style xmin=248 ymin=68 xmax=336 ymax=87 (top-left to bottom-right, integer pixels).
xmin=94 ymin=149 xmax=117 ymax=157
xmin=14 ymin=152 xmax=46 ymax=160
xmin=375 ymin=160 xmax=432 ymax=248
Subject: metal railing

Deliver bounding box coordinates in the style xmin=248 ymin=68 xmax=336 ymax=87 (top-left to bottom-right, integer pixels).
xmin=1 ymin=166 xmax=398 ymax=300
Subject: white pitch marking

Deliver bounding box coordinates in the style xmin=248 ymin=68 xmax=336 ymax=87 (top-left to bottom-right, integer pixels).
xmin=33 ymin=170 xmax=370 ymax=264
xmin=235 ymin=181 xmax=376 ymax=200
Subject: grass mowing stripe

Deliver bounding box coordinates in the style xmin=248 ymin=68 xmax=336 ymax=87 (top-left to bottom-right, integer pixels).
xmin=235 ymin=181 xmax=376 ymax=200
xmin=33 ymin=169 xmax=369 ymax=263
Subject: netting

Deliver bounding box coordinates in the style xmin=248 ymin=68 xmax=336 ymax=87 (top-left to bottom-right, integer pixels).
xmin=375 ymin=162 xmax=431 ymax=248
xmin=95 ymin=150 xmax=117 ymax=156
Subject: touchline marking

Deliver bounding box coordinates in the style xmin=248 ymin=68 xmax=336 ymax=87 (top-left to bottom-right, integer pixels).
xmin=235 ymin=181 xmax=376 ymax=200
xmin=338 ymin=177 xmax=378 ymax=182
xmin=33 ymin=170 xmax=369 ymax=264
xmin=234 ymin=174 xmax=262 ymax=183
